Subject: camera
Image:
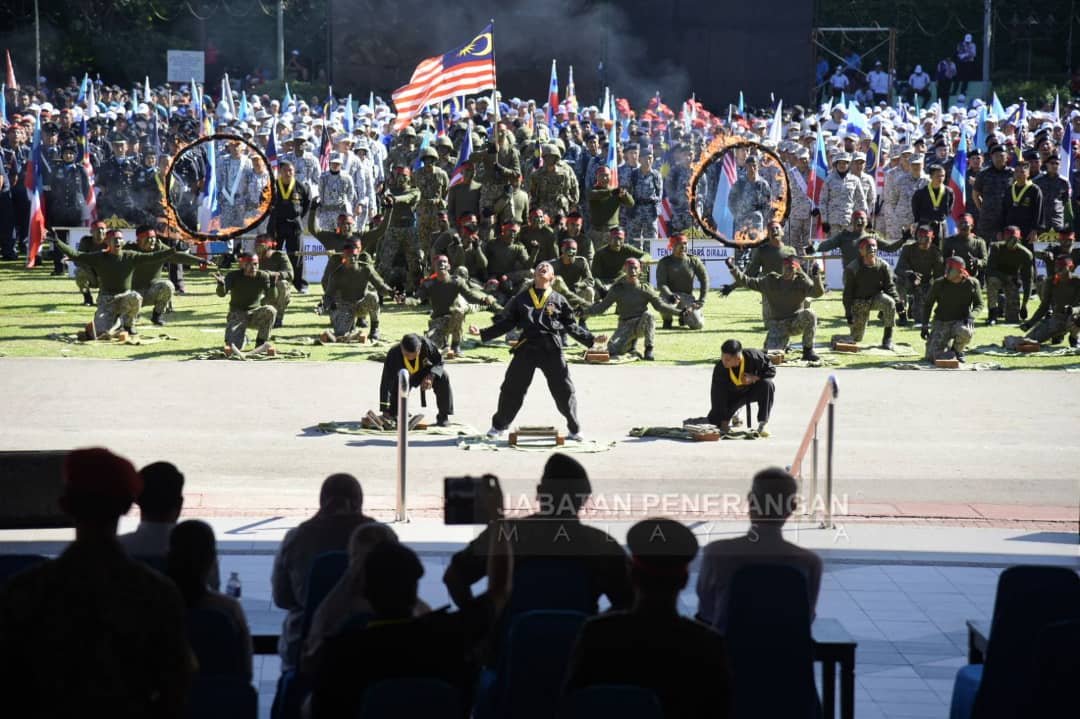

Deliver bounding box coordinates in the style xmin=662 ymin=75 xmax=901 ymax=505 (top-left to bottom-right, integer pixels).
xmin=444 ymin=474 xmax=503 ymax=525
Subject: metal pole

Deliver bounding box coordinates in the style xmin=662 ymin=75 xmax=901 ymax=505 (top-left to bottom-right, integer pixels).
xmin=276 ymin=1 xmax=285 ymax=82
xmin=34 ymin=0 xmax=40 ymax=88
xmin=810 ymin=425 xmax=819 ymax=522
xmin=395 ymin=368 xmax=409 ymax=522
xmin=983 ymin=0 xmax=993 ymax=100
xmin=825 ymin=400 xmax=836 ymax=529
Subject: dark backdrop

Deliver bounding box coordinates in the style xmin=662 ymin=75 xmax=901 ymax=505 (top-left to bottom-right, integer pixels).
xmin=330 ymin=0 xmax=813 ymax=113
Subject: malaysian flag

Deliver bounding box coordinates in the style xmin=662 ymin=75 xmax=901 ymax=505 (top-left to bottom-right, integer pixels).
xmin=711 ymin=151 xmax=738 ymax=238
xmin=78 ymin=116 xmax=97 ymax=224
xmin=318 ymin=123 xmax=332 ymax=172
xmin=656 ymin=197 xmax=673 ymax=239
xmin=867 ymin=124 xmax=885 ymax=215
xmin=605 ymin=134 xmax=618 ymax=188
xmin=25 ymin=116 xmax=46 ymax=267
xmin=546 ymin=60 xmax=558 ymax=131
xmin=449 ymin=121 xmax=474 ymax=188
xmin=809 ymin=129 xmax=829 ymax=238
xmin=947 ymin=123 xmax=968 ymax=234
xmin=392 ymin=25 xmax=496 ymax=131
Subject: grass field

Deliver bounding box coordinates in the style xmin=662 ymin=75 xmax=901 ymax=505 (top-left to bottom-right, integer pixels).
xmin=1 ymin=259 xmax=1078 ymax=370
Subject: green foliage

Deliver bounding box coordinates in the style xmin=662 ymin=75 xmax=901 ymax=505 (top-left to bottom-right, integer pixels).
xmin=991 ymin=79 xmax=1071 ymax=108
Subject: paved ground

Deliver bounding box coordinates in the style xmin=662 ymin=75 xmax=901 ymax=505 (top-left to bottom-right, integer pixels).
xmin=1 ymin=358 xmax=1076 ymax=523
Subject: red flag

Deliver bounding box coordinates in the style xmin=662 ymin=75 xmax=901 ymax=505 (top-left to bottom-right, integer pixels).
xmin=25 ymin=119 xmax=45 ymax=267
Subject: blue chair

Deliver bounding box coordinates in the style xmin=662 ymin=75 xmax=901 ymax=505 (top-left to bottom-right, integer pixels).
xmin=187 ymin=676 xmax=257 ymax=719
xmin=558 ymin=685 xmax=664 ymax=719
xmin=186 ymin=607 xmax=249 ymax=678
xmin=359 ymin=677 xmax=462 ymax=719
xmin=950 ymin=566 xmax=1080 ymax=719
xmin=726 ymin=564 xmax=821 ymax=719
xmin=1031 ymin=619 xmax=1080 ymax=715
xmin=493 ymin=609 xmax=589 ymax=719
xmin=0 ymin=554 xmax=47 ymax=584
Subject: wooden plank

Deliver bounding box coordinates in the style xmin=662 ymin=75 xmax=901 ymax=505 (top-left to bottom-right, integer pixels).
xmin=934 ymin=358 xmax=960 ymax=369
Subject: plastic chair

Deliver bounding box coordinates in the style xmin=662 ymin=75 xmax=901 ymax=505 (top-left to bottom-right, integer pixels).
xmin=950 ymin=565 xmax=1080 ymax=719
xmin=300 ymin=550 xmax=349 ymax=637
xmin=186 ymin=607 xmax=249 ymax=678
xmin=358 ymin=677 xmax=462 ymax=719
xmin=506 ymin=558 xmax=593 ymax=617
xmin=558 ymin=684 xmax=664 ymax=719
xmin=1031 ymin=619 xmax=1080 ymax=716
xmin=187 ymin=676 xmax=257 ymax=719
xmin=0 ymin=554 xmax=47 ymax=584
xmin=726 ymin=564 xmax=821 ymax=719
xmin=494 ymin=609 xmax=589 ymax=719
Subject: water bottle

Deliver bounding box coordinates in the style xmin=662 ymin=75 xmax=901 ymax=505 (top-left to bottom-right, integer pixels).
xmin=225 ymin=572 xmax=242 ymax=599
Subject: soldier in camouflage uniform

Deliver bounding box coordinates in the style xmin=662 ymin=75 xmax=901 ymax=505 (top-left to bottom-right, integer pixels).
xmin=921 ymin=257 xmax=984 ymax=361
xmin=894 ymin=225 xmax=945 ymax=326
xmin=417 ymin=254 xmax=500 ymax=354
xmin=1019 ymin=255 xmax=1080 ymax=346
xmin=384 ymin=126 xmax=419 ymax=178
xmin=849 ymin=154 xmax=876 ymax=222
xmin=727 ymin=155 xmax=772 ymax=239
xmin=254 ymin=234 xmax=294 ymax=328
xmin=377 ymin=166 xmax=422 ymax=294
xmin=627 ymin=146 xmax=664 ymax=244
xmin=216 ymin=140 xmax=251 ymax=231
xmin=885 ymin=155 xmax=926 ymax=243
xmin=316 ymin=154 xmax=358 ymax=232
xmin=727 ymin=254 xmax=825 ymax=361
xmin=476 ymin=130 xmax=522 ymax=214
xmin=129 ymin=227 xmax=206 ymax=327
xmin=435 ymin=135 xmax=457 ymax=178
xmin=585 ymin=257 xmax=681 ymax=360
xmin=415 ymin=147 xmax=450 ymax=262
xmin=72 ymin=222 xmax=109 ymax=305
xmin=842 ymin=236 xmax=899 ymax=348
xmin=818 ymin=153 xmax=868 ymax=237
xmin=985 ymin=226 xmax=1034 ymax=324
xmin=665 ymin=144 xmax=695 ymax=233
xmin=655 ymin=234 xmax=708 ymax=329
xmin=785 ymin=147 xmax=814 ymax=258
xmin=972 ymin=145 xmax=1014 ymax=243
xmin=432 ymin=213 xmax=488 ymax=286
xmin=321 ymin=241 xmax=393 ymax=343
xmin=528 ymin=144 xmax=578 ymax=220
xmin=214 ymin=253 xmax=282 ymax=351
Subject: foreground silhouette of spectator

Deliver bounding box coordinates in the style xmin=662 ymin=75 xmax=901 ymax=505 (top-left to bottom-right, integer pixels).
xmin=168 ymin=519 xmax=253 ymax=680
xmin=443 ymin=453 xmax=631 ymax=612
xmin=0 ymin=447 xmax=193 ymax=718
xmin=119 ymin=461 xmax=219 ymax=588
xmin=310 ymin=532 xmax=512 ymax=718
xmin=564 ymin=518 xmax=731 ymax=719
xmin=272 ymin=473 xmax=373 ymax=671
xmin=302 ymin=523 xmax=431 ymax=673
xmin=695 ymin=467 xmax=823 ymax=632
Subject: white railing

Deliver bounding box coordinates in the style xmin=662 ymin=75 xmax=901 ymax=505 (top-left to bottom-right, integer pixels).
xmin=789 ymin=375 xmax=839 ymax=528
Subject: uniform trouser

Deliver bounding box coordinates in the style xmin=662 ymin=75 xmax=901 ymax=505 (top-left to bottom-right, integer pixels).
xmin=492 ymin=342 xmax=580 ymax=434
xmin=1025 ymin=314 xmax=1076 ymax=344
xmin=895 ymin=275 xmax=931 ymax=321
xmin=316 ymin=208 xmax=346 ymax=233
xmin=660 ymin=291 xmax=705 ymax=330
xmin=426 ymin=298 xmax=469 ymax=349
xmin=329 ymin=294 xmax=380 ymax=337
xmin=926 ymin=319 xmax=974 ymax=360
xmin=278 ymin=228 xmax=305 ymax=290
xmin=393 ymin=371 xmax=454 ymax=423
xmin=74 ymin=267 xmax=99 ymax=292
xmin=51 ymin=229 xmax=71 ymax=272
xmin=378 ymin=226 xmax=422 ymax=293
xmin=849 ymin=293 xmax=896 ymax=342
xmin=135 ymin=280 xmax=174 ymax=315
xmin=608 ymin=313 xmax=655 ymax=355
xmin=986 ymin=273 xmax=1022 ymax=321
xmin=627 ymin=211 xmax=658 ymax=242
xmin=584 ymin=230 xmax=609 ymax=262
xmin=224 ymin=306 xmax=276 ymax=348
xmin=417 ymin=209 xmax=441 ymax=267
xmin=94 ymin=291 xmax=143 ymax=335
xmin=162 ymin=239 xmax=186 ymax=292
xmin=765 ymin=309 xmax=817 ymax=351
xmin=785 ymin=217 xmax=813 ymax=259
xmin=708 ymin=379 xmax=775 ymax=426
xmin=12 ymin=188 xmax=29 ymax=250
xmin=263 ymin=277 xmax=292 ymax=320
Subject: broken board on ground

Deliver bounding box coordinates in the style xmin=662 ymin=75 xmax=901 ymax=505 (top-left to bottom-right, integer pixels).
xmin=509 ymin=425 xmax=565 ymax=446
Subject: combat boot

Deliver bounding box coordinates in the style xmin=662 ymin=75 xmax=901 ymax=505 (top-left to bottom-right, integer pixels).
xmin=82 ymin=290 xmax=94 ymax=306
xmin=643 ymin=345 xmax=655 ymax=361
xmin=801 ymin=347 xmax=820 ymax=362
xmin=369 ymin=323 xmax=381 ymax=342
xmin=896 ymin=306 xmax=909 ymax=326
xmin=662 ymin=316 xmax=673 ymax=330
xmin=881 ymin=327 xmax=894 ymax=350
xmin=151 ymin=311 xmax=166 ymax=326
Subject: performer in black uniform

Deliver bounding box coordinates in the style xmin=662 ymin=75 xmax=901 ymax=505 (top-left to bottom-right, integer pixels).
xmin=379 ymin=333 xmax=453 ymax=426
xmin=707 ymin=338 xmax=777 ymax=434
xmin=468 ymin=261 xmax=607 ymax=441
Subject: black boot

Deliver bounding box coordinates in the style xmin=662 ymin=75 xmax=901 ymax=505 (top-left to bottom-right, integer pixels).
xmin=896 ymin=306 xmax=909 ymax=327
xmin=273 ymin=316 xmax=284 ymax=329
xmin=881 ymin=326 xmax=894 ymax=350
xmin=1069 ymin=334 xmax=1078 ymax=348
xmin=643 ymin=345 xmax=655 ymax=361
xmin=801 ymin=347 xmax=820 ymax=362
xmin=82 ymin=290 xmax=94 ymax=306
xmin=662 ymin=316 xmax=673 ymax=330
xmin=151 ymin=311 xmax=165 ymax=326
xmin=124 ymin=324 xmax=137 ymax=336
xmin=369 ymin=323 xmax=380 ymax=342
xmin=987 ymin=307 xmax=998 ymax=326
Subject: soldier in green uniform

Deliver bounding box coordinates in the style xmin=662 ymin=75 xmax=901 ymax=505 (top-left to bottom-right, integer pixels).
xmin=894 ymin=225 xmax=945 ymax=326
xmin=414 ymin=147 xmax=450 ymax=262
xmin=1020 ymin=255 xmax=1080 ymax=346
xmin=921 ymin=257 xmax=984 ymax=361
xmin=484 ymin=222 xmax=531 ymax=302
xmin=417 ymin=255 xmax=500 ymax=354
xmin=745 ymin=222 xmax=793 ymax=278
xmin=72 ymin=221 xmax=109 ymax=306
xmin=592 ymin=228 xmax=647 ymax=295
xmin=727 ymin=255 xmax=824 ymax=361
xmin=528 ymin=143 xmax=579 ymax=219
xmin=986 ymin=226 xmax=1034 ymax=325
xmin=377 ymin=166 xmax=422 ymax=295
xmin=384 ymin=126 xmax=419 ymax=177
xmin=551 ymin=238 xmax=596 ymax=306
xmin=518 ymin=208 xmax=558 ymax=264
xmin=656 ymin=234 xmax=708 ymax=329
xmin=811 ymin=210 xmax=876 ymax=278
xmin=254 ymin=235 xmax=294 ymax=328
xmin=446 ymin=163 xmax=482 ymax=226
xmin=435 ymin=135 xmax=456 ymax=177
xmin=54 ymin=229 xmax=176 ymax=338
xmin=213 ymin=253 xmax=285 ymax=353
xmin=842 ymin=236 xmax=899 ymax=349
xmin=585 ymin=258 xmax=681 ymax=360
xmin=432 ymin=212 xmax=488 ymax=286
xmin=129 ymin=226 xmax=207 ymax=327
xmin=942 ymin=213 xmax=989 ymax=284
xmin=492 ymin=171 xmax=530 ymax=227
xmin=586 ymin=168 xmax=635 ymax=262
xmin=320 ymin=241 xmax=394 ymax=343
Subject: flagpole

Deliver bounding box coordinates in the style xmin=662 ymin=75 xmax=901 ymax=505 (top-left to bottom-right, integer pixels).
xmin=489 ymin=17 xmax=498 ymax=126
xmin=34 ymin=0 xmax=41 ymax=88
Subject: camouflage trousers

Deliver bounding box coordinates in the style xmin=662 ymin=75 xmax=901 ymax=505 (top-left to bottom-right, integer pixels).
xmin=668 ymin=208 xmax=693 ymax=233
xmin=426 ymin=297 xmax=470 ymax=350
xmin=849 ymin=293 xmax=896 ymax=342
xmin=225 ymin=306 xmax=276 ymax=349
xmin=764 ymin=309 xmax=818 ymax=351
xmin=608 ymin=313 xmax=655 ymax=355
xmin=627 ymin=211 xmax=659 ymax=242
xmin=417 ymin=210 xmax=442 ymax=267
xmin=926 ymin=319 xmax=974 ymax=360
xmin=263 ymin=276 xmax=293 ymax=319
xmin=895 ymin=275 xmax=932 ymax=322
xmin=659 ymin=291 xmax=704 ymax=330
xmin=330 ymin=293 xmax=380 ymax=337
xmin=986 ymin=273 xmax=1022 ymax=322
xmin=582 ymin=230 xmax=607 ymax=262
xmin=94 ymin=291 xmax=143 ymax=335
xmin=135 ymin=279 xmax=174 ymax=315
xmin=785 ymin=217 xmax=813 ymax=258
xmin=377 ymin=226 xmax=422 ymax=293
xmin=316 ymin=208 xmax=347 ymax=233
xmin=74 ymin=267 xmax=98 ymax=292
xmin=1025 ymin=314 xmax=1077 ymax=344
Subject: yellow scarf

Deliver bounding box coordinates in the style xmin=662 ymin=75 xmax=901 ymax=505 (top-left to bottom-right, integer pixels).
xmin=277 ymin=176 xmax=296 ymax=201
xmin=728 ymin=353 xmax=746 ymax=386
xmin=1011 ymin=181 xmax=1032 ymax=205
xmin=927 ymin=183 xmax=945 ymax=209
xmin=528 ymin=286 xmax=552 ymax=309
xmin=402 ymin=349 xmax=421 ymax=374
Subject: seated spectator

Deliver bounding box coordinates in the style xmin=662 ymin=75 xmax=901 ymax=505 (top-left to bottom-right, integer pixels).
xmin=696 ymin=468 xmax=823 ymax=633
xmin=302 ymin=523 xmax=431 ymax=673
xmin=443 ymin=453 xmax=631 ymax=613
xmin=167 ymin=519 xmax=253 ymax=681
xmin=118 ymin=460 xmax=220 ymax=588
xmin=0 ymin=447 xmax=193 ymax=718
xmin=310 ymin=532 xmax=511 ymax=719
xmin=272 ymin=473 xmax=373 ymax=671
xmin=564 ymin=518 xmax=731 ymax=719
